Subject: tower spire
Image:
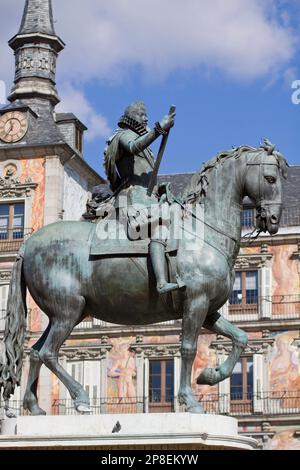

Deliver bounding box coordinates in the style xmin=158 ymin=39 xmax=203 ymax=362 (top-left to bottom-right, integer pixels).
xmin=8 ymin=0 xmax=65 ymax=109
xmin=18 ymin=0 xmax=56 ymax=36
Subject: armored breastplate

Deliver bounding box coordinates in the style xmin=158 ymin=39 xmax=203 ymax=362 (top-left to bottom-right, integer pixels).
xmin=117 ymin=147 xmax=155 ymax=188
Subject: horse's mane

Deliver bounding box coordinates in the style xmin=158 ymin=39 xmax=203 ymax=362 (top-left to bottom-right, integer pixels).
xmin=182 ymin=140 xmax=289 ymax=205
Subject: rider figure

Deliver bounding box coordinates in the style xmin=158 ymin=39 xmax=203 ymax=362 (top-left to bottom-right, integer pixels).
xmin=104 ymin=100 xmax=181 ymax=294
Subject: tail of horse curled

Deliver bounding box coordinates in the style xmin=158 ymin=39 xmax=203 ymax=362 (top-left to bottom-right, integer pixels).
xmin=0 ymin=244 xmax=27 ymax=401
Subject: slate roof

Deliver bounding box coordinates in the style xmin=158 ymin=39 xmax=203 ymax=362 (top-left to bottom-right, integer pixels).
xmin=55 ymin=113 xmax=88 ymax=131
xmin=159 ymin=166 xmax=300 ymax=208
xmin=18 ymin=0 xmax=56 ymax=36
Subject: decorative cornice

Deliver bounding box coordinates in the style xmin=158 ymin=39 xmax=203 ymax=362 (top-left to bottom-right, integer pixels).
xmin=131 ymin=343 xmax=180 ymax=357
xmin=0 ymin=176 xmax=37 ymax=199
xmin=0 ymin=271 xmax=12 ymax=281
xmin=234 ymin=253 xmax=273 ymax=270
xmin=0 ymin=144 xmax=104 ymax=188
xmin=211 ymin=337 xmax=275 ymax=355
xmin=60 ymin=346 xmax=112 ymax=361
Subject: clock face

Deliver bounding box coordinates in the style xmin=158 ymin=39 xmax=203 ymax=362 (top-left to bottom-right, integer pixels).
xmin=0 ymin=111 xmax=28 ymax=143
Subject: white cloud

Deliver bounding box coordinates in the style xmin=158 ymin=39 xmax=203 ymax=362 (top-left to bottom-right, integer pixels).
xmin=0 ymin=0 xmax=296 ymax=84
xmin=56 ymin=83 xmax=111 ymax=142
xmin=51 ymin=0 xmax=295 ymax=81
xmin=0 ymin=0 xmax=297 ymax=141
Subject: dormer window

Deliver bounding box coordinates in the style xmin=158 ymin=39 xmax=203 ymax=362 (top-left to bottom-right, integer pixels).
xmin=55 ymin=113 xmax=87 ymax=156
xmin=76 ymin=127 xmax=83 ymax=154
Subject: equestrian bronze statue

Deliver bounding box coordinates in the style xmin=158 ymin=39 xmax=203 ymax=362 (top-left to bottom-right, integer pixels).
xmin=0 ymin=101 xmax=288 ymax=415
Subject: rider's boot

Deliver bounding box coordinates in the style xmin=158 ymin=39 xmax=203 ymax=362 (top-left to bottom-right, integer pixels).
xmin=150 ymin=240 xmax=179 ymax=294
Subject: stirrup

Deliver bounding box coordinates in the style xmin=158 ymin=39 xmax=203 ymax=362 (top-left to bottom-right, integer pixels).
xmin=157 ymin=282 xmax=179 ymax=294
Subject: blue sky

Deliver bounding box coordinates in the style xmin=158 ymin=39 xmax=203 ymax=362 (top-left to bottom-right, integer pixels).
xmin=1 ymin=0 xmax=300 ymax=177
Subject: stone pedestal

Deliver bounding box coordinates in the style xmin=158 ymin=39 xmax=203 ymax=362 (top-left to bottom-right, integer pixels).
xmin=0 ymin=413 xmax=258 ymax=450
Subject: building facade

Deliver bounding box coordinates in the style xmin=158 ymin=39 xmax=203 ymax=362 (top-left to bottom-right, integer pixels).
xmin=0 ymin=0 xmax=104 ymax=411
xmin=1 ymin=0 xmax=300 ymax=451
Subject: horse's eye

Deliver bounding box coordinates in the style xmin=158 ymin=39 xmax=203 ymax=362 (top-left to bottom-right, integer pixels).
xmin=265 ymin=176 xmax=276 ymax=184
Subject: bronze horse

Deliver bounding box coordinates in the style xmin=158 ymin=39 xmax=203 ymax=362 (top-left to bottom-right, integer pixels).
xmin=0 ymin=141 xmax=288 ymax=415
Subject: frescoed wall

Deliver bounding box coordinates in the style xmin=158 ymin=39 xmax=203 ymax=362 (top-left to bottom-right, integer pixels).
xmin=107 ymin=338 xmax=137 ymax=400
xmin=268 ymin=331 xmax=300 ymax=397
xmin=21 ymin=158 xmax=46 ymax=332
xmin=20 ymin=158 xmax=45 ymax=232
xmin=191 ymin=335 xmax=217 ymax=400
xmin=270 ymin=245 xmax=299 ymax=296
xmin=267 ymin=430 xmax=300 ymax=450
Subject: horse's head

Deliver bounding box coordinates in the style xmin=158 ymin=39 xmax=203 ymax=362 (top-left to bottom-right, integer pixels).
xmin=244 ymin=139 xmax=289 ymax=235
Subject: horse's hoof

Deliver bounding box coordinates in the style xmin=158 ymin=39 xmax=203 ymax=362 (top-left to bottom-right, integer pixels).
xmin=187 ymin=404 xmax=205 ymax=414
xmin=24 ymin=404 xmax=46 ymax=416
xmin=197 ymin=367 xmax=220 ymax=386
xmin=31 ymin=408 xmax=47 ymax=416
xmin=76 ymin=403 xmax=91 ymax=414
xmin=5 ymin=408 xmax=17 ymax=419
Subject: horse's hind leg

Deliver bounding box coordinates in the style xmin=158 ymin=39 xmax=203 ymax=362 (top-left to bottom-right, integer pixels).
xmin=38 ymin=296 xmax=90 ymax=414
xmin=178 ymin=295 xmax=209 ymax=413
xmin=23 ymin=323 xmax=51 ymax=415
xmin=197 ymin=311 xmax=248 ymax=385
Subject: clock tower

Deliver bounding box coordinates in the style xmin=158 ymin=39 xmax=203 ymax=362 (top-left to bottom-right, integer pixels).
xmin=0 ymin=0 xmax=104 ymax=412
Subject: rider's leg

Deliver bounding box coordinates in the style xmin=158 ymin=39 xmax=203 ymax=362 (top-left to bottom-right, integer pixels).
xmin=149 ymin=239 xmax=179 ymax=294
xmin=149 ymin=203 xmax=182 ymax=294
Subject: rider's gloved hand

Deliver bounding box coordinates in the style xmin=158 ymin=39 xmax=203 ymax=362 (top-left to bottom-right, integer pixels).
xmin=160 ymin=111 xmax=176 ymax=131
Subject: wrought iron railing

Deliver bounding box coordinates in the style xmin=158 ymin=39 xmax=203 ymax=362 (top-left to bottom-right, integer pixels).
xmin=228 ymin=294 xmax=300 ymax=321
xmin=74 ymin=318 xmax=179 ymax=330
xmin=0 ymin=227 xmax=33 ymax=253
xmin=4 ymin=392 xmax=300 ymax=417
xmin=49 ymin=392 xmax=300 ymax=416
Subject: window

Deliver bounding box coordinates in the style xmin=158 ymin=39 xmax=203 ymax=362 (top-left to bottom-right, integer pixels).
xmin=242 ymin=207 xmax=255 ymax=229
xmin=75 ymin=128 xmax=83 ymax=153
xmin=149 ymin=359 xmax=174 ymax=413
xmin=66 ymin=360 xmax=100 ymax=410
xmin=230 ymin=357 xmax=253 ymax=408
xmin=0 ymin=202 xmax=24 ymax=240
xmin=229 ymin=271 xmax=258 ymax=309
xmin=0 ymin=284 xmax=9 ymax=330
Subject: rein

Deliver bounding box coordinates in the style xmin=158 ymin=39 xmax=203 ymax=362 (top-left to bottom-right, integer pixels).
xmin=173 ymin=196 xmax=238 ymax=244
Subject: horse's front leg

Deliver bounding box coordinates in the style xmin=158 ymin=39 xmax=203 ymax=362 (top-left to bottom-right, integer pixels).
xmin=197 ymin=311 xmax=248 ymax=385
xmin=178 ymin=295 xmax=209 ymax=413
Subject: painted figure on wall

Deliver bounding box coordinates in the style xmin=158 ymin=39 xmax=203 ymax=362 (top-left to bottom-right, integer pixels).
xmin=107 ymin=341 xmax=137 ymax=400
xmin=192 ymin=336 xmax=217 ymax=398
xmin=269 ymin=332 xmax=300 ymax=409
xmin=270 ymin=333 xmax=300 ymax=391
xmin=267 ymin=430 xmax=300 ymax=450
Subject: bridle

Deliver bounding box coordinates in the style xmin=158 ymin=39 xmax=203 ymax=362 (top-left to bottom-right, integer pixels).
xmin=246 ymin=152 xmax=282 ymax=230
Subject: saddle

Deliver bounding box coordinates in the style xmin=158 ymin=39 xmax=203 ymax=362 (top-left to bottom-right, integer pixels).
xmin=89 ymin=205 xmax=180 ymax=256
xmin=90 ymin=183 xmax=182 ymax=257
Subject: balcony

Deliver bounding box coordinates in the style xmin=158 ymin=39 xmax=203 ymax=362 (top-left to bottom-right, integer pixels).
xmin=5 ymin=391 xmax=300 ymax=417
xmin=227 ymin=294 xmax=300 ymax=322
xmin=0 ymin=228 xmax=33 ymax=254
xmin=74 ymin=318 xmax=179 ymax=330
xmin=49 ymin=391 xmax=300 ymax=417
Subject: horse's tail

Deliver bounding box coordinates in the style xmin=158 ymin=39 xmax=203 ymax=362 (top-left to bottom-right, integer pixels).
xmin=0 ymin=244 xmax=27 ymax=400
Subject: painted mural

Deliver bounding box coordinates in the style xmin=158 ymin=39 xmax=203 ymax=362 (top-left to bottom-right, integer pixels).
xmin=267 ymin=430 xmax=300 ymax=450
xmin=191 ymin=334 xmax=217 ymax=409
xmin=268 ymin=332 xmax=300 ymax=410
xmin=21 ymin=158 xmax=46 ymax=332
xmin=106 ymin=338 xmax=137 ymax=413
xmin=20 ymin=158 xmax=45 ymax=232
xmin=270 ymin=245 xmax=299 ymax=296
xmin=107 ymin=338 xmax=137 ymax=399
